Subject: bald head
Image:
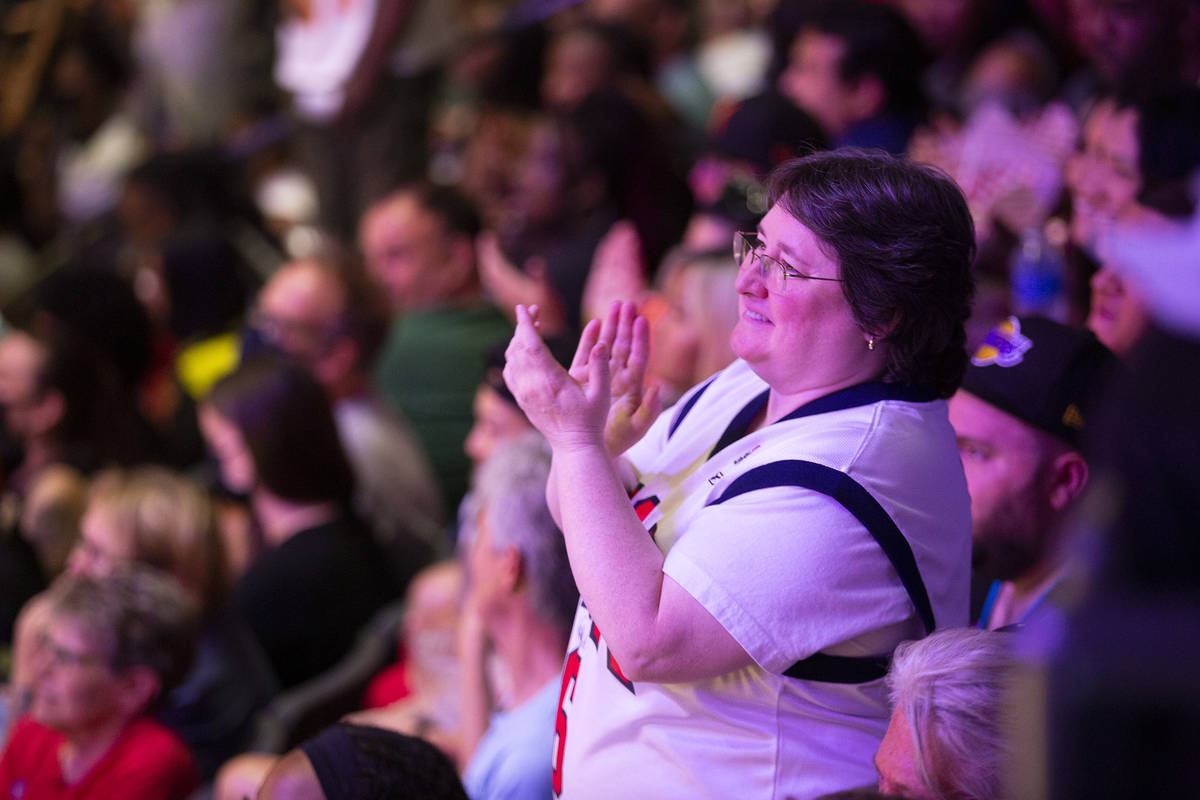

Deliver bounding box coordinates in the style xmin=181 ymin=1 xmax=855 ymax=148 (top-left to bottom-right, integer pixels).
xmin=258 ymin=261 xmax=347 ymax=360
xmin=254 ymin=259 xmax=380 ymax=398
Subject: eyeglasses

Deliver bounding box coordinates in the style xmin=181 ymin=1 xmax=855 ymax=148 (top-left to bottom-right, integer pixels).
xmin=733 ymin=231 xmax=843 ymax=290
xmin=250 ymin=309 xmax=338 ymax=354
xmin=39 ymin=631 xmax=105 ymax=670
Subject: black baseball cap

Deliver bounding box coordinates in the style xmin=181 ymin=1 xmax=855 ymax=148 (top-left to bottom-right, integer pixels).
xmin=961 ymin=316 xmax=1118 ymax=447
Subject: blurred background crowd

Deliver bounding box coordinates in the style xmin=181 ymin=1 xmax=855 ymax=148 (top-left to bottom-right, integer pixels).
xmin=0 ymin=0 xmax=1197 ymax=797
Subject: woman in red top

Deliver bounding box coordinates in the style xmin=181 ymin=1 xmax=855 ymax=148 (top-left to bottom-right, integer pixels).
xmin=0 ymin=568 xmax=199 ymax=800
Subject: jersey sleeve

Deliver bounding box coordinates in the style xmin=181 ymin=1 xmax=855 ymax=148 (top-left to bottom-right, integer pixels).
xmin=662 ymin=485 xmax=919 ymax=674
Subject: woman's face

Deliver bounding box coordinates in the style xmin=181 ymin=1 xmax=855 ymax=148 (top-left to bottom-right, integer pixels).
xmin=730 ymin=204 xmax=866 ymax=395
xmin=464 ymin=386 xmax=533 ymax=471
xmin=198 ymin=405 xmax=256 ymax=495
xmin=1066 ymin=99 xmax=1141 ymax=253
xmin=1086 ymin=264 xmax=1150 ymax=356
xmin=67 ymin=505 xmax=133 ymax=579
xmin=32 ymin=614 xmax=125 ymax=737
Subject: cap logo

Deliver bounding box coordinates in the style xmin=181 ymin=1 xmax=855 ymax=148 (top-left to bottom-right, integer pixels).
xmin=1062 ymin=403 xmax=1085 ymax=430
xmin=971 ymin=317 xmax=1033 ymax=367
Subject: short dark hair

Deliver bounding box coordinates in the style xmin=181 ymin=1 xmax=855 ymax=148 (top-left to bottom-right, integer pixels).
xmin=407 ymin=182 xmax=482 ymax=240
xmin=34 ymin=329 xmax=155 ymax=471
xmin=31 ymin=265 xmax=153 ymax=388
xmin=207 ymin=354 xmax=354 ymax=505
xmin=769 ymin=149 xmax=976 ymax=398
xmin=801 ymin=0 xmax=929 ymax=114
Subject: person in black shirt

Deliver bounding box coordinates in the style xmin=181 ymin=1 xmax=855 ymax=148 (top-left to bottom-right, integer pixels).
xmin=200 ymin=354 xmax=397 ymax=689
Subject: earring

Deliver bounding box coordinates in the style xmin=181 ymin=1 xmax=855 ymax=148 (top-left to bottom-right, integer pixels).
xmin=867 ymin=337 xmax=876 ymax=351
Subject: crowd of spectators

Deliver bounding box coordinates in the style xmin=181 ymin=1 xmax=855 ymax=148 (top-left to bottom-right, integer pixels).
xmin=0 ymin=0 xmax=1198 ymax=797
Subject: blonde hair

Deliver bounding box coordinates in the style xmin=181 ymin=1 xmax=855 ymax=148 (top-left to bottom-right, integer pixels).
xmin=87 ymin=466 xmax=227 ymax=614
xmin=654 ymin=247 xmax=740 ymax=386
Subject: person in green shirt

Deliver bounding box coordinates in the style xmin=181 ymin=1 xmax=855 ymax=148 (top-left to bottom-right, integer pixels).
xmin=360 ymin=184 xmax=513 ymax=509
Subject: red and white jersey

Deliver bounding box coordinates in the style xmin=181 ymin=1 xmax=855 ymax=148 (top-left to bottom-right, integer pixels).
xmin=551 ymin=359 xmax=971 ymax=800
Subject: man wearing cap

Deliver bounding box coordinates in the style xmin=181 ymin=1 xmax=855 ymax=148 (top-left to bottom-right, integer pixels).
xmin=949 ymin=316 xmax=1117 ymax=630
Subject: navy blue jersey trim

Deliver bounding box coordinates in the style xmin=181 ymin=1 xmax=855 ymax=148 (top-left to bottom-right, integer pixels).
xmin=777 ymin=381 xmax=938 ymax=424
xmin=667 ymin=376 xmax=717 ymax=439
xmin=782 ymin=652 xmax=892 ymax=683
xmin=708 ymin=390 xmax=769 ymax=459
xmin=709 ymin=459 xmax=936 ymax=684
xmin=685 ymin=377 xmax=938 ymax=461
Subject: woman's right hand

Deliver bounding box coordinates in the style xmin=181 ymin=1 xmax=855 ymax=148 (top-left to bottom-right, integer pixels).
xmin=504 ymin=304 xmax=609 ymax=454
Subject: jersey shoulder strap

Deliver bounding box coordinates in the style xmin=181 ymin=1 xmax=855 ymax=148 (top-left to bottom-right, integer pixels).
xmin=667 ymin=375 xmax=717 ymax=439
xmin=707 ymin=459 xmax=936 ymax=684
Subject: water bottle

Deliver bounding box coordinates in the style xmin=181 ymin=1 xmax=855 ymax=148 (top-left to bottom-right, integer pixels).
xmin=1010 ymin=226 xmax=1068 ymax=322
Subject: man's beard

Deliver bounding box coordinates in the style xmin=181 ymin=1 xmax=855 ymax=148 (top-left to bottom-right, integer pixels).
xmin=971 ymin=494 xmax=1057 ymax=584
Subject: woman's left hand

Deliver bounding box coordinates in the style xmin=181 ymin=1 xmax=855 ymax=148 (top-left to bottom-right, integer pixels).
xmin=573 ymin=301 xmax=660 ymax=457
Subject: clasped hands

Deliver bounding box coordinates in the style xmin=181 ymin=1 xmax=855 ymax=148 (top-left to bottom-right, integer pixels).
xmin=503 ymin=301 xmax=661 ymax=457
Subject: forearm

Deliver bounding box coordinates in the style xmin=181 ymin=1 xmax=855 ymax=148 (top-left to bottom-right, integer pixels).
xmin=546 ymin=454 xmax=637 ymax=529
xmin=552 ymin=443 xmax=666 ymax=676
xmin=455 ymin=610 xmax=490 ymax=768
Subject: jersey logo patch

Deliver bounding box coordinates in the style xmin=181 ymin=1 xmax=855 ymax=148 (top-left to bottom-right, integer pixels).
xmin=971 ymin=316 xmax=1033 ymax=367
xmin=633 ymin=489 xmax=660 ymax=538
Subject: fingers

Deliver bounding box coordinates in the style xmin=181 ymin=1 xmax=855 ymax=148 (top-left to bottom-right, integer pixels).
xmin=627 ymin=314 xmax=650 ymax=377
xmin=596 ymin=300 xmax=621 ymax=353
xmin=587 ymin=341 xmax=611 ymax=406
xmin=570 ymin=318 xmax=602 ymax=378
xmin=505 ymin=305 xmax=562 ymax=409
xmin=609 ymin=301 xmax=635 ymax=371
xmin=566 ymin=300 xmax=646 ymax=393
xmin=508 ymin=304 xmax=551 ymax=361
xmin=636 ymin=382 xmax=663 ymax=429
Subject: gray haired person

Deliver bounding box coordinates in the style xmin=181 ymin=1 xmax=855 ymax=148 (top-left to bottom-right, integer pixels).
xmin=874 ymin=628 xmax=1015 ymax=800
xmin=0 ymin=567 xmax=200 ymax=799
xmin=458 ymin=432 xmax=578 ymax=800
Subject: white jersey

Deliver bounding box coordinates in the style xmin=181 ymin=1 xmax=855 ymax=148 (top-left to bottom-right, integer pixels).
xmin=552 ymin=359 xmax=971 ymax=800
